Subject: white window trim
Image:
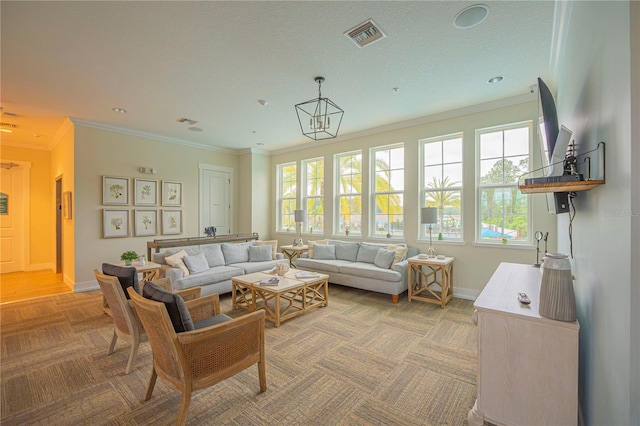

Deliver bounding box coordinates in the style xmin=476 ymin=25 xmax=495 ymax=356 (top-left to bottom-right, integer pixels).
xmin=302 ymin=157 xmax=324 ymax=235
xmin=370 ymin=143 xmax=404 ymax=239
xmin=276 ymin=161 xmax=297 ymax=233
xmin=334 ymin=150 xmax=363 ymax=236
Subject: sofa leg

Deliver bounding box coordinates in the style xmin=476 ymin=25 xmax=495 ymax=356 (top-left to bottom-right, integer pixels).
xmin=392 ymin=294 xmax=399 ymax=303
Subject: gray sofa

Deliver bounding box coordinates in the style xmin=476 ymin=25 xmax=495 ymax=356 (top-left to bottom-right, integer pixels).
xmin=152 ymin=241 xmax=288 ymax=296
xmin=295 ymin=240 xmax=418 ymax=302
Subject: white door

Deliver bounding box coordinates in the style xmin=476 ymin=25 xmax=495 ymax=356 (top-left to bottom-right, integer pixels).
xmin=199 ymin=165 xmax=232 ymax=235
xmin=0 ymin=163 xmax=27 ymax=273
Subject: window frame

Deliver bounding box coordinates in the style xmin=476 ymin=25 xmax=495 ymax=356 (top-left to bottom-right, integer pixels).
xmin=276 ymin=161 xmax=297 ymax=233
xmin=301 ymin=157 xmax=324 ymax=235
xmin=475 ymin=121 xmax=533 ymax=245
xmin=334 ymin=150 xmax=363 ymax=236
xmin=419 ymin=133 xmax=464 ymax=241
xmin=370 ymin=143 xmax=405 ymax=239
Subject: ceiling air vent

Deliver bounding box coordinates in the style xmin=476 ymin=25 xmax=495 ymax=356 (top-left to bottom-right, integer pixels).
xmin=0 ymin=122 xmax=17 ymax=129
xmin=344 ymin=19 xmax=386 ymax=48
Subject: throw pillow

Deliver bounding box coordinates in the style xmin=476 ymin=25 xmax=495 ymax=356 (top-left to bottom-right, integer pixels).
xmin=165 ymin=249 xmax=190 ymax=277
xmin=249 ymin=245 xmax=273 ymax=262
xmin=256 ymin=240 xmax=278 ymax=260
xmin=313 ymin=244 xmax=336 ymax=260
xmin=221 ymin=243 xmax=251 ymax=264
xmin=307 ymin=239 xmax=328 ymax=259
xmin=387 ymin=244 xmax=409 ymax=267
xmin=200 ymin=244 xmax=225 ymax=267
xmin=101 ymin=263 xmax=140 ymax=298
xmin=356 ymin=243 xmax=381 ymax=264
xmin=142 ymin=282 xmax=194 ymax=333
xmin=182 ymin=252 xmax=209 ymax=275
xmin=332 ymin=241 xmax=360 ymax=261
xmin=374 ymin=248 xmax=396 ymax=269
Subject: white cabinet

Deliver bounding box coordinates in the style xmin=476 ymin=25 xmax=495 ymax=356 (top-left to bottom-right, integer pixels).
xmin=468 ymin=262 xmax=579 ymax=426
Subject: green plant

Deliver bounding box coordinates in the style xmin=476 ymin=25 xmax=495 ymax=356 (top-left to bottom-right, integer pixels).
xmin=120 ymin=250 xmax=139 ymax=262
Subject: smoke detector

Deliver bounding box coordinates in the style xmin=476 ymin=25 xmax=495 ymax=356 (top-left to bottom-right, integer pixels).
xmin=345 ymin=19 xmax=386 ymax=48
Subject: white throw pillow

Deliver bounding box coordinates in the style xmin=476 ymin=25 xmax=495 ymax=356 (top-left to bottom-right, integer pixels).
xmin=307 ymin=239 xmax=328 ymax=259
xmin=165 ymin=249 xmax=190 ymax=276
xmin=386 ymin=244 xmax=408 ymax=267
xmin=256 ymin=240 xmax=278 ymax=260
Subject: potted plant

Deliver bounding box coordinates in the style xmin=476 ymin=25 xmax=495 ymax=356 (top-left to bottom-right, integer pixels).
xmin=121 ymin=250 xmax=139 ymax=266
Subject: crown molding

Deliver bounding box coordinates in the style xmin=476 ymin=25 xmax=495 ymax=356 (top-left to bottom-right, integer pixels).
xmin=48 ymin=117 xmax=74 ymax=151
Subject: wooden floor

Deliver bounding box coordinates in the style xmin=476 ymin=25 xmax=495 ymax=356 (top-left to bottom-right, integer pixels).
xmin=0 ymin=270 xmax=72 ymax=304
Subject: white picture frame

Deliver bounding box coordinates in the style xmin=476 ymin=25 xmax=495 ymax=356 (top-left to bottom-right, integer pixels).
xmin=103 ymin=209 xmax=129 ymax=238
xmin=103 ymin=176 xmax=129 ymax=205
xmin=134 ymin=209 xmax=157 ymax=237
xmin=161 ymin=180 xmax=183 ymax=206
xmin=134 ymin=178 xmax=158 ymax=206
xmin=161 ymin=210 xmax=182 ymax=235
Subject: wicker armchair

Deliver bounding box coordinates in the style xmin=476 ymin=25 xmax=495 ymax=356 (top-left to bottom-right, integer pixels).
xmin=127 ymin=287 xmax=266 ymax=426
xmin=94 ymin=270 xmax=203 ymax=375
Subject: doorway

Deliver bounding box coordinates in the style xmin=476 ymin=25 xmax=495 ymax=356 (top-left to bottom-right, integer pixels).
xmin=199 ymin=164 xmax=233 ymax=236
xmin=0 ymin=161 xmax=28 ymax=273
xmin=56 ymin=177 xmax=62 ymax=273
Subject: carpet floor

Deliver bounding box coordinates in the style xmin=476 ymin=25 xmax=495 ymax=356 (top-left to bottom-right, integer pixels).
xmin=1 ymin=284 xmax=478 ymax=425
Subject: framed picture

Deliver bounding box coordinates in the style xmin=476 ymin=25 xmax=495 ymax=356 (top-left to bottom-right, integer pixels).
xmin=103 ymin=176 xmax=129 ymax=205
xmin=63 ymin=191 xmax=72 ymax=219
xmin=161 ymin=181 xmax=183 ymax=206
xmin=103 ymin=209 xmax=129 ymax=238
xmin=161 ymin=210 xmax=182 ymax=235
xmin=134 ymin=178 xmax=158 ymax=206
xmin=134 ymin=209 xmax=157 ymax=237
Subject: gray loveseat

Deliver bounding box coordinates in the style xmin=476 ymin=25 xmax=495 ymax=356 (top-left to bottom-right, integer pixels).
xmin=152 ymin=241 xmax=288 ymax=296
xmin=295 ymin=240 xmax=418 ymax=302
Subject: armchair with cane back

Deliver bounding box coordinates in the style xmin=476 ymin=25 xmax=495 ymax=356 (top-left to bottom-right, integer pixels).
xmin=127 ymin=284 xmax=266 ymax=425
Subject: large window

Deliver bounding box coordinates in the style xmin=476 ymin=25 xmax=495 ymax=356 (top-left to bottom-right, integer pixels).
xmin=335 ymin=151 xmax=362 ymax=235
xmin=477 ymin=122 xmax=531 ymax=243
xmin=371 ymin=144 xmax=404 ymax=237
xmin=420 ymin=134 xmax=463 ymax=240
xmin=277 ymin=162 xmax=297 ymax=232
xmin=302 ymin=157 xmax=324 ymax=234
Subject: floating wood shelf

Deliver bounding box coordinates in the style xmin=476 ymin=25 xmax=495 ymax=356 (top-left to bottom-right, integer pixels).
xmin=518 ymin=179 xmax=605 ymax=194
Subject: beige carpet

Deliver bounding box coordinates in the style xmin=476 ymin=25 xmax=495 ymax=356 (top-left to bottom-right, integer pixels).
xmin=1 ymin=285 xmax=478 ymax=425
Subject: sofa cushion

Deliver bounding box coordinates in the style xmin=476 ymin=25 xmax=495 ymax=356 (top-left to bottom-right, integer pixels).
xmin=339 ymin=262 xmax=402 ymax=282
xmin=101 ymin=263 xmax=140 ymax=298
xmin=249 ymin=245 xmax=273 ymax=262
xmin=142 ymin=281 xmax=194 ymax=333
xmin=296 ymin=258 xmax=352 ymax=273
xmin=331 ymin=241 xmax=360 ymax=261
xmin=183 ymin=252 xmax=209 ymax=275
xmin=200 ymin=244 xmax=226 ymax=267
xmin=193 ymin=314 xmax=233 ymax=329
xmin=374 ymin=248 xmax=396 ymax=269
xmin=255 ymin=240 xmax=278 ymax=260
xmin=221 ymin=242 xmax=253 ymax=264
xmin=234 ymin=259 xmax=289 ymax=274
xmin=314 ymin=244 xmax=336 ymax=260
xmin=173 ymin=266 xmax=245 ymax=290
xmin=165 ymin=250 xmax=190 ymax=276
xmin=387 ymin=244 xmax=409 ymax=267
xmin=356 ymin=243 xmax=380 ymax=264
xmin=307 ymin=239 xmax=328 ymax=258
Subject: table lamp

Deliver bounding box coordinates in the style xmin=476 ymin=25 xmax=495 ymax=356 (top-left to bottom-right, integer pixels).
xmin=421 ymin=207 xmax=438 ymax=258
xmin=293 ymin=209 xmax=304 ymax=246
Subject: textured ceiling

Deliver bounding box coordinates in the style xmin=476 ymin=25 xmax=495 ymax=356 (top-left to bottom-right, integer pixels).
xmin=1 ymin=1 xmax=557 ymax=152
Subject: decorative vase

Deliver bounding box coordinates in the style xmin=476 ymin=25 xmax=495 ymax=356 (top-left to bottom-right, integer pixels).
xmin=275 ymin=263 xmax=289 ymax=276
xmin=124 ymin=259 xmax=132 ymax=266
xmin=539 ymin=253 xmax=576 ymax=322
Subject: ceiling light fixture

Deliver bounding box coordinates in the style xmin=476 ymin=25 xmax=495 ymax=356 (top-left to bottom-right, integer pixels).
xmin=295 ymin=77 xmax=344 ymax=141
xmin=454 ymin=4 xmax=489 ymax=29
xmin=488 ymin=76 xmax=504 ymax=84
xmin=112 ymin=107 xmax=127 ymax=113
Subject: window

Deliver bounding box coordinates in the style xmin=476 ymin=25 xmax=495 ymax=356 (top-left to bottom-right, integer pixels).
xmin=335 ymin=151 xmax=362 ymax=235
xmin=420 ymin=134 xmax=463 ymax=240
xmin=477 ymin=122 xmax=531 ymax=243
xmin=277 ymin=162 xmax=297 ymax=232
xmin=302 ymin=157 xmax=324 ymax=234
xmin=371 ymin=144 xmax=404 ymax=237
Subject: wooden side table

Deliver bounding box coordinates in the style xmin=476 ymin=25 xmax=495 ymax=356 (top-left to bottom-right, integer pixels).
xmin=280 ymin=244 xmax=308 ymax=267
xmin=120 ymin=260 xmax=162 ymax=283
xmin=407 ymin=255 xmax=454 ymax=308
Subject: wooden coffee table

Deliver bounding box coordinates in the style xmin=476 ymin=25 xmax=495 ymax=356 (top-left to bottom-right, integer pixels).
xmin=232 ymin=268 xmax=329 ymax=327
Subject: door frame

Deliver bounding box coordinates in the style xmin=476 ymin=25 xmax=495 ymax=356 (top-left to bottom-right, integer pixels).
xmin=0 ymin=160 xmax=31 ymax=272
xmin=198 ymin=163 xmax=233 ymax=236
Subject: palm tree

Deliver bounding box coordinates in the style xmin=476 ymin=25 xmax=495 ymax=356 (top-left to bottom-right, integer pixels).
xmin=425 ymin=176 xmax=461 ymax=233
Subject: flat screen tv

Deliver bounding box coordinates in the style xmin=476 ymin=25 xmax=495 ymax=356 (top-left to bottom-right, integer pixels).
xmin=537 ymin=77 xmax=572 ymax=178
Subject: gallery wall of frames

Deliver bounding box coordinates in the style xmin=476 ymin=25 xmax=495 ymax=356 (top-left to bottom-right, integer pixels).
xmin=101 ymin=176 xmax=183 ymax=238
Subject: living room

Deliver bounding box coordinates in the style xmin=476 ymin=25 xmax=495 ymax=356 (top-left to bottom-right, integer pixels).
xmin=1 ymin=1 xmax=638 ymax=425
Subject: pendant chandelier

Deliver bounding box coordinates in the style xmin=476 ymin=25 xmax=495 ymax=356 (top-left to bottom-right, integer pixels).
xmin=295 ymin=76 xmax=344 ymax=140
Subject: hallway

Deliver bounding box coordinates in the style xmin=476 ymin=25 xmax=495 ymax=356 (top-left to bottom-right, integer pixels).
xmin=0 ymin=270 xmax=71 ymax=304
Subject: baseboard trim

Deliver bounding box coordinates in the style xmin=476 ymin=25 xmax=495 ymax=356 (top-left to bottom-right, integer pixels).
xmin=74 ymin=280 xmax=99 ymax=292
xmin=25 ymin=263 xmax=56 ymax=272
xmin=454 ymin=287 xmax=480 ymax=301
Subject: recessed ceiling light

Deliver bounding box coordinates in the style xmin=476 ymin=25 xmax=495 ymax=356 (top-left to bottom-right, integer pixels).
xmin=257 ymin=100 xmax=268 ymax=106
xmin=112 ymin=107 xmax=127 ymax=113
xmin=488 ymin=76 xmax=504 ymax=84
xmin=188 ymin=127 xmax=203 ymax=132
xmin=392 ymin=87 xmax=399 ymax=93
xmin=0 ymin=129 xmax=12 ymax=133
xmin=454 ymin=4 xmax=489 ymax=29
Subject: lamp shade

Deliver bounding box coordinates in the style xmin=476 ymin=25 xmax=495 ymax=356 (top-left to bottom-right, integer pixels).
xmin=421 ymin=207 xmax=438 ymax=224
xmin=294 ymin=209 xmax=304 ymax=223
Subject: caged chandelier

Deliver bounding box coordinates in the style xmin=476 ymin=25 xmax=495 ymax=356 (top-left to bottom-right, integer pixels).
xmin=295 ymin=77 xmax=344 ymax=140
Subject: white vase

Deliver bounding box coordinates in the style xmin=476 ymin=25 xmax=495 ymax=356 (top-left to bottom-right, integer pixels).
xmin=539 ymin=253 xmax=576 ymax=321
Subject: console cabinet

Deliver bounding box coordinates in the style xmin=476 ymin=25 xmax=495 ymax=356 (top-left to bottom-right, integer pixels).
xmin=468 ymin=262 xmax=579 ymax=426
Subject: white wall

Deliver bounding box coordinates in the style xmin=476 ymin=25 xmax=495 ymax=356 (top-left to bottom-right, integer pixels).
xmin=270 ymin=99 xmax=558 ymax=297
xmin=555 ymin=1 xmax=638 ymax=424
